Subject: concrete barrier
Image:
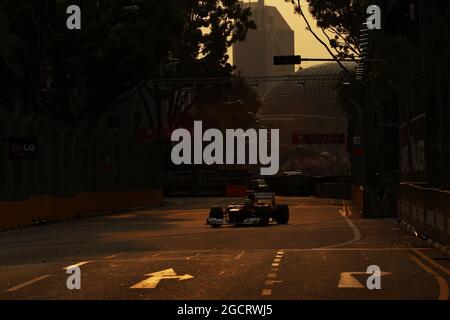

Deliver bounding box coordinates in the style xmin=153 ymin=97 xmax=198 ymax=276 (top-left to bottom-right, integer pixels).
xmin=0 ymin=189 xmax=163 ymax=231
xmin=398 ymin=183 xmax=450 ymax=247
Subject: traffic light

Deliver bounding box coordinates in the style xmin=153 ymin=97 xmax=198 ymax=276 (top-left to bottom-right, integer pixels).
xmin=273 ymin=55 xmax=301 ymax=65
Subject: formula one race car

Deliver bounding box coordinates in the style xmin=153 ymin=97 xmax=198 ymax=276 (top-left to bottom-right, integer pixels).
xmin=206 ymin=192 xmax=289 ymax=227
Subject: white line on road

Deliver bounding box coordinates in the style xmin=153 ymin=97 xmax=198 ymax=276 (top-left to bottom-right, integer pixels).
xmin=63 ymin=261 xmax=91 ymax=270
xmin=105 ymin=254 xmax=121 ymax=259
xmin=265 ymin=280 xmax=283 ymax=286
xmin=261 ymin=289 xmax=272 ymax=296
xmin=409 ymin=254 xmax=449 ymax=300
xmin=411 ymin=248 xmax=450 ymax=276
xmin=4 ymin=275 xmax=51 ymax=293
xmin=319 ymin=201 xmax=362 ymax=249
xmin=261 ymin=250 xmax=285 ymax=297
xmin=233 ymin=250 xmax=245 ymax=260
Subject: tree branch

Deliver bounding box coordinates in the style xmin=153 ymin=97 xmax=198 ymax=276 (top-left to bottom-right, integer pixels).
xmin=294 ymin=0 xmax=351 ymax=74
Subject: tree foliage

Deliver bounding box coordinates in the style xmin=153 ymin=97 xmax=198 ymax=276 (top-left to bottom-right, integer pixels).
xmin=0 ymin=0 xmax=256 ymax=129
xmin=191 ymin=80 xmax=261 ymax=130
xmin=285 ymin=0 xmax=369 ymax=60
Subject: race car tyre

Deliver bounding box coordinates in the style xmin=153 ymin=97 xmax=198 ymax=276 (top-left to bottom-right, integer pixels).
xmin=209 ymin=207 xmax=224 ymax=228
xmin=256 ymin=206 xmax=270 ymax=226
xmin=275 ymin=204 xmax=289 ymax=224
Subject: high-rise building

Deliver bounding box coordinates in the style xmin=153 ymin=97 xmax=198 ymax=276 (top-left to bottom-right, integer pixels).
xmin=233 ymin=0 xmax=295 ymax=98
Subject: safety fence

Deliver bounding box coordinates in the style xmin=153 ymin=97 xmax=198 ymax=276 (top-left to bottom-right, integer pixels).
xmin=0 ymin=111 xmax=163 ymax=230
xmin=398 ymin=183 xmax=450 ymax=246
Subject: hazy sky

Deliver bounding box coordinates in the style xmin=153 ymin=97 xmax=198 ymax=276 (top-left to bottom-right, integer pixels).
xmin=230 ymin=0 xmax=331 ymax=69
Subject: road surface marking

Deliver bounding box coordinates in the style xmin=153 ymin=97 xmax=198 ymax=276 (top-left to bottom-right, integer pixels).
xmin=293 ymin=204 xmax=303 ymax=209
xmin=261 ymin=250 xmax=285 ymax=296
xmin=186 ymin=253 xmax=201 ymax=260
xmin=4 ymin=275 xmax=51 ymax=293
xmin=320 ymin=201 xmax=361 ymax=249
xmin=105 ymin=254 xmax=121 ymax=259
xmin=409 ymin=254 xmax=449 ymax=300
xmin=130 ymin=268 xmax=194 ymax=289
xmin=63 ymin=261 xmax=91 ymax=270
xmin=261 ymin=289 xmax=272 ymax=296
xmin=338 ymin=272 xmax=365 ymax=288
xmin=338 ymin=271 xmax=391 ymax=288
xmin=233 ymin=250 xmax=245 ymax=260
xmin=411 ymin=248 xmax=450 ymax=276
xmin=265 ymin=280 xmax=283 ymax=286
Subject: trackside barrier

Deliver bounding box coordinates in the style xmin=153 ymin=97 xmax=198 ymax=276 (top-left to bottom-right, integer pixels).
xmin=398 ymin=183 xmax=450 ymax=246
xmin=0 ymin=190 xmax=163 ymax=230
xmin=0 ymin=111 xmax=164 ymax=231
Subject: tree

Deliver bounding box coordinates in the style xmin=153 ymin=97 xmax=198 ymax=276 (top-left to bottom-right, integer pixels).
xmin=190 ymin=79 xmax=262 ymax=130
xmin=139 ymin=0 xmax=256 ymax=133
xmin=284 ymin=0 xmax=369 ymax=71
xmin=0 ymin=0 xmax=255 ymax=131
xmin=0 ymin=0 xmax=184 ymax=127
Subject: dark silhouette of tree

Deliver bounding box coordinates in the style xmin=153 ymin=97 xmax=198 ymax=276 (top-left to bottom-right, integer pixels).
xmin=190 ymin=80 xmax=261 ymax=131
xmin=0 ymin=0 xmax=255 ymax=130
xmin=0 ymin=0 xmax=185 ymax=126
xmin=140 ymin=0 xmax=256 ymax=133
xmin=284 ymin=0 xmax=369 ymax=71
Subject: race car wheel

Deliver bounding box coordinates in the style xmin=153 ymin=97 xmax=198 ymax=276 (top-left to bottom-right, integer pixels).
xmin=275 ymin=205 xmax=289 ymax=224
xmin=209 ymin=207 xmax=224 ymax=228
xmin=256 ymin=206 xmax=270 ymax=226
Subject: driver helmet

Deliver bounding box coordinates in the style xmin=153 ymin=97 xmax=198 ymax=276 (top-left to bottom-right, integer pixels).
xmin=244 ymin=198 xmax=252 ymax=206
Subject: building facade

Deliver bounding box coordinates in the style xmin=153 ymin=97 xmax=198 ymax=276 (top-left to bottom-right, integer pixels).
xmin=348 ymin=0 xmax=450 ymax=245
xmin=233 ymin=0 xmax=295 ymax=98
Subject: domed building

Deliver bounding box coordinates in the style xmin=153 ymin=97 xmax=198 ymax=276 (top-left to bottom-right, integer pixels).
xmin=258 ymin=63 xmax=355 ymax=176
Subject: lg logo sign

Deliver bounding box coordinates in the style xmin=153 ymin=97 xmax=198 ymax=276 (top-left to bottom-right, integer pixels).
xmin=8 ymin=138 xmax=38 ymax=161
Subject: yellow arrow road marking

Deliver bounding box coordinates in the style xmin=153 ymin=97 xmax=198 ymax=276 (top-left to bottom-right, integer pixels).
xmin=130 ymin=268 xmax=194 ymax=289
xmin=338 ymin=271 xmax=392 ymax=288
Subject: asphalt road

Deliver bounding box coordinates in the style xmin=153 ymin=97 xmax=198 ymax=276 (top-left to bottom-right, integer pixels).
xmin=0 ymin=197 xmax=449 ymax=300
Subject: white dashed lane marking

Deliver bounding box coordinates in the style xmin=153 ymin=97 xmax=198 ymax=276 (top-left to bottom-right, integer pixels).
xmin=261 ymin=250 xmax=285 ymax=296
xmin=261 ymin=289 xmax=272 ymax=296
